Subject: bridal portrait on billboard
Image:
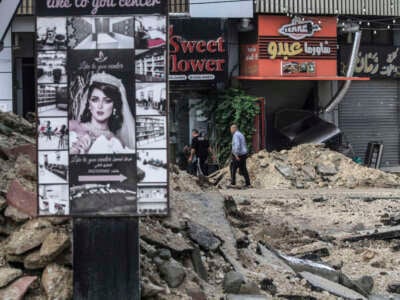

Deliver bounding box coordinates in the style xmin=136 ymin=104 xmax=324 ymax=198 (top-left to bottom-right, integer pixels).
xmin=68 ymin=50 xmax=135 ymax=155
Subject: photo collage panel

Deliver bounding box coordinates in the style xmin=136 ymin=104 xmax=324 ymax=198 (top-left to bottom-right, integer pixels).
xmin=37 ymin=17 xmax=69 ymax=215
xmin=135 ymin=16 xmax=168 ymax=215
xmin=36 ymin=13 xmax=168 ymax=216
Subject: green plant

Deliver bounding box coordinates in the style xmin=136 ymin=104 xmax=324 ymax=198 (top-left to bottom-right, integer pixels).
xmin=197 ymin=88 xmax=260 ymax=166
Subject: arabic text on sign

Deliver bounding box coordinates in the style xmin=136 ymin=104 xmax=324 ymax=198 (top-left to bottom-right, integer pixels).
xmin=267 ymin=41 xmax=302 ymax=60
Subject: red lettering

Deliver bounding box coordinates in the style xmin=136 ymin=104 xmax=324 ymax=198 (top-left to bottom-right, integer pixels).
xmin=214 ymin=59 xmax=225 ymax=71
xmin=169 ymin=24 xmax=225 ymax=55
xmin=181 ymin=41 xmax=196 ymax=53
xmin=196 ymin=41 xmax=206 ymax=53
xmin=205 ymin=60 xmax=215 ymax=71
xmin=177 ymin=60 xmax=190 ymax=72
xmin=207 ymin=40 xmax=217 ymax=53
xmin=170 ymin=35 xmax=180 ymax=54
xmin=217 ymin=37 xmax=225 ymax=52
xmin=190 ymin=59 xmax=206 ymax=72
xmin=170 ymin=54 xmax=178 ymax=72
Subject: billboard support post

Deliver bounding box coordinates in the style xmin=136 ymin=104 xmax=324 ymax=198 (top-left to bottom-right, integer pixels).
xmin=73 ymin=218 xmax=140 ymax=299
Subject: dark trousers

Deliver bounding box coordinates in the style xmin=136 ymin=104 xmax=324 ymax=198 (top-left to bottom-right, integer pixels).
xmin=230 ymin=154 xmax=250 ymax=186
xmin=198 ymin=156 xmax=208 ymax=176
xmin=188 ymin=157 xmax=208 ymax=176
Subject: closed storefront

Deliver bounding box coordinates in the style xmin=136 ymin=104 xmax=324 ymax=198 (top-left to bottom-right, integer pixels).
xmin=339 ymin=80 xmax=400 ymax=168
xmin=339 ymin=41 xmax=400 ymax=169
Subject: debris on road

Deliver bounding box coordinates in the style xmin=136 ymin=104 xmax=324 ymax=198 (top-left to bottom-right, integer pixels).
xmin=208 ymin=144 xmax=400 ymax=189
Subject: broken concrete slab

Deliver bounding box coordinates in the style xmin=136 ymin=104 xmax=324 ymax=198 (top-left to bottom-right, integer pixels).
xmin=256 ymin=244 xmax=295 ymax=275
xmin=300 ymin=272 xmax=367 ymax=300
xmin=141 ymin=277 xmax=164 ymax=298
xmin=174 ymin=192 xmax=240 ymax=270
xmin=0 ymin=267 xmax=23 ymax=288
xmin=278 ymin=252 xmax=339 ymax=283
xmin=6 ymin=219 xmax=53 ymax=255
xmin=342 ymin=225 xmax=400 ymax=242
xmin=40 ymin=231 xmax=70 ymax=261
xmin=226 ymin=295 xmax=272 ymax=300
xmin=290 ymin=242 xmax=331 ymax=260
xmin=275 ymin=163 xmax=295 ymax=179
xmin=239 ymin=280 xmax=261 ymax=295
xmin=6 ymin=179 xmax=37 ymax=217
xmin=223 ymin=271 xmax=245 ymax=294
xmin=316 ymin=162 xmax=338 ymax=176
xmin=387 ymin=282 xmax=400 ymax=294
xmin=0 ymin=276 xmax=37 ymax=300
xmin=369 ymin=294 xmax=400 ymax=300
xmin=24 ymin=250 xmax=50 ymax=270
xmin=4 ymin=206 xmax=30 ymax=223
xmin=159 ymin=259 xmax=186 ymax=288
xmin=191 ymin=247 xmax=208 ymax=282
xmin=354 ymin=276 xmax=374 ymax=294
xmin=187 ymin=221 xmax=221 ymax=251
xmin=381 ymin=214 xmax=400 ymax=226
xmin=2 ymin=144 xmax=36 ymax=163
xmin=140 ymin=222 xmax=193 ymax=254
xmin=42 ymin=264 xmax=73 ymax=300
xmin=276 ymin=251 xmax=369 ymax=296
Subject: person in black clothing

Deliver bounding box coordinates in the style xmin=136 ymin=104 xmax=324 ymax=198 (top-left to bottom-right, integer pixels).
xmin=188 ymin=129 xmax=213 ymax=176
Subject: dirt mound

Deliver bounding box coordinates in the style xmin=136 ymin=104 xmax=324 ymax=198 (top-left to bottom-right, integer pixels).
xmin=170 ymin=165 xmax=215 ymax=192
xmin=209 ymin=144 xmax=400 ymax=189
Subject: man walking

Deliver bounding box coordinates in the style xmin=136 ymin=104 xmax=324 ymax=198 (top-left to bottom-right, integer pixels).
xmin=188 ymin=129 xmax=213 ymax=176
xmin=229 ymin=124 xmax=251 ymax=188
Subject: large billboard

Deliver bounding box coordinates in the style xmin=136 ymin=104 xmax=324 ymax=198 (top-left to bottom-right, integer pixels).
xmin=36 ymin=1 xmax=169 ymax=216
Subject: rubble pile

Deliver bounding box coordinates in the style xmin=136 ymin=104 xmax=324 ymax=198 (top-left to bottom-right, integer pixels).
xmin=0 ymin=112 xmax=72 ymax=299
xmin=170 ymin=164 xmax=214 ymax=192
xmin=209 ymin=144 xmax=400 ymax=189
xmin=139 ymin=190 xmax=400 ymax=299
xmin=1 ymin=111 xmax=399 ymax=299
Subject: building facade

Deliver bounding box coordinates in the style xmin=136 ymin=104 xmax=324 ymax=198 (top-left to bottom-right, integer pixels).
xmin=237 ymin=0 xmax=400 ymax=169
xmin=2 ymin=0 xmax=400 ymax=170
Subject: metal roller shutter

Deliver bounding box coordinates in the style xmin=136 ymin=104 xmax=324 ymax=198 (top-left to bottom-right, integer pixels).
xmin=339 ymin=80 xmax=400 ymax=168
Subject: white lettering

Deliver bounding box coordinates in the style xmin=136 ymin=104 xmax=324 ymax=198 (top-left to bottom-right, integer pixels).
xmin=91 ymin=0 xmax=117 ymax=15
xmin=75 ymin=0 xmax=89 ymax=7
xmin=46 ymin=0 xmax=72 ymax=8
xmin=119 ymin=0 xmax=160 ymax=8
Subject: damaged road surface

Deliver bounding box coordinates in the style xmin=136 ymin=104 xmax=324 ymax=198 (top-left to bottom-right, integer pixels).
xmin=1 ymin=115 xmax=400 ymax=300
xmin=220 ymin=187 xmax=400 ymax=299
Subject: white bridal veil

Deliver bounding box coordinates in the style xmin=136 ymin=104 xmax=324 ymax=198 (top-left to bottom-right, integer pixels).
xmin=74 ymin=72 xmax=136 ymax=151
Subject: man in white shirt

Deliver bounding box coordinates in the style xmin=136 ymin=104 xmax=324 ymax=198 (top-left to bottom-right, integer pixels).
xmin=229 ymin=124 xmax=251 ymax=188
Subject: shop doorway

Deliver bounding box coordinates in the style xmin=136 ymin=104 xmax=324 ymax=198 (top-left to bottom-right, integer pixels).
xmin=14 ymin=33 xmax=35 ymax=118
xmin=22 ymin=58 xmax=35 ymax=117
xmin=252 ymin=97 xmax=266 ymax=152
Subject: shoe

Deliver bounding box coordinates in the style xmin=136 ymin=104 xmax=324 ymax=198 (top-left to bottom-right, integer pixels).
xmin=243 ymin=184 xmax=252 ymax=189
xmin=227 ymin=184 xmax=237 ymax=189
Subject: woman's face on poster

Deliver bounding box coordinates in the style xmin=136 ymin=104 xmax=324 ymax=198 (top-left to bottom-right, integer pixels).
xmin=89 ymin=88 xmax=114 ymax=123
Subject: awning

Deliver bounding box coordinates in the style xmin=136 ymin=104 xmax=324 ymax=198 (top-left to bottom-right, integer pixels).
xmin=236 ymin=76 xmax=370 ymax=81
